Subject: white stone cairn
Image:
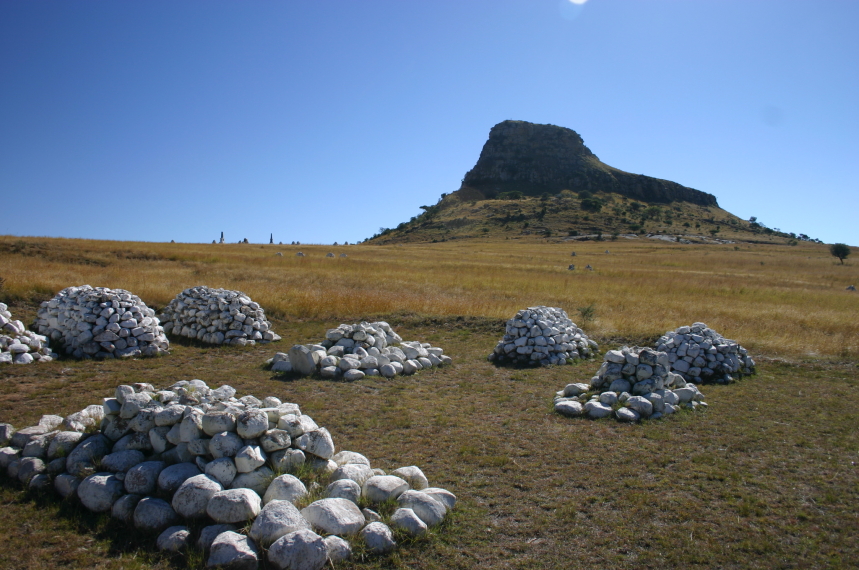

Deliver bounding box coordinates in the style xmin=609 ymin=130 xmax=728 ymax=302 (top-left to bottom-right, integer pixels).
xmin=554 ymin=346 xmax=708 ymax=422
xmin=489 ymin=306 xmax=599 ymax=366
xmin=265 ymin=321 xmax=452 ymax=380
xmin=158 ymin=286 xmax=282 ymax=346
xmin=657 ymin=323 xmax=756 ymax=384
xmin=34 ymin=285 xmax=169 ymax=359
xmin=0 ymin=302 xmax=58 ymax=364
xmin=0 ymin=378 xmax=454 ymax=565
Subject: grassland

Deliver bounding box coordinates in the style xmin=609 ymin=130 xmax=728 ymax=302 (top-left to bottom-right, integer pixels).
xmin=1 ymin=235 xmax=858 ymax=569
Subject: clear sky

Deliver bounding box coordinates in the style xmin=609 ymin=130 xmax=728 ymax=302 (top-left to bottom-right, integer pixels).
xmin=2 ymin=0 xmax=857 ymax=246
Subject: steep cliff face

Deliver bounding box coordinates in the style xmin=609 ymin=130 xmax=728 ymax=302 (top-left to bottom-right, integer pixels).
xmin=462 ymin=120 xmax=718 ymax=207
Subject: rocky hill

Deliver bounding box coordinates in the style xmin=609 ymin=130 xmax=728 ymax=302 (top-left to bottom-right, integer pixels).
xmin=462 ymin=120 xmax=717 ymax=206
xmin=366 ymin=121 xmax=803 ymax=245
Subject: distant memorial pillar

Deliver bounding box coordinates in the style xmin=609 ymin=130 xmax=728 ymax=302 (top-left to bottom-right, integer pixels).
xmin=270 ymin=233 xmax=274 ymax=244
xmin=220 ymin=231 xmax=225 ymax=244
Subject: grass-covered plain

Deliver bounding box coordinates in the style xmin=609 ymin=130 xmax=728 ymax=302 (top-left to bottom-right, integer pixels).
xmin=1 ymin=235 xmax=858 ymax=569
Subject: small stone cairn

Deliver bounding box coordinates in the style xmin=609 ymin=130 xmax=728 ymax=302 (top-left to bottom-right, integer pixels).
xmin=554 ymin=346 xmax=707 ymax=422
xmin=0 ymin=303 xmax=57 ymax=364
xmin=158 ymin=286 xmax=281 ymax=346
xmin=657 ymin=323 xmax=755 ymax=384
xmin=0 ymin=380 xmax=455 ymax=568
xmin=488 ymin=306 xmax=598 ymax=366
xmin=269 ymin=321 xmax=451 ymax=380
xmin=35 ymin=286 xmax=169 ymax=359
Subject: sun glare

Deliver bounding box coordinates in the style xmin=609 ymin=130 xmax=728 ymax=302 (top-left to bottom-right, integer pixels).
xmin=569 ymin=0 xmax=589 ymax=4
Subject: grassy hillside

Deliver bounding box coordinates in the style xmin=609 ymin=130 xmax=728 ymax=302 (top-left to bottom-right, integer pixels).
xmin=367 ymin=190 xmax=814 ymax=246
xmin=1 ymin=235 xmax=858 ymax=569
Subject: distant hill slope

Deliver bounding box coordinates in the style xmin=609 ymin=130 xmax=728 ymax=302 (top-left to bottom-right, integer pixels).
xmin=366 ymin=121 xmax=802 ymax=245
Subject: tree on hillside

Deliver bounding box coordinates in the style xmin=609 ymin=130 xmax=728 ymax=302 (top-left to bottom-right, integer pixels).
xmin=830 ymin=243 xmax=851 ymax=264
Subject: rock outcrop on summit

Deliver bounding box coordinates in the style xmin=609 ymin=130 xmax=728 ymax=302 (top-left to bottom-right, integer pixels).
xmin=461 ymin=120 xmax=717 ymax=206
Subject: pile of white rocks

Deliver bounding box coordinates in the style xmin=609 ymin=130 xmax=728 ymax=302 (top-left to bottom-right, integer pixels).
xmin=158 ymin=286 xmax=282 ymax=346
xmin=269 ymin=321 xmax=452 ymax=380
xmin=0 ymin=303 xmax=58 ymax=364
xmin=34 ymin=286 xmax=169 ymax=359
xmin=656 ymin=323 xmax=756 ymax=384
xmin=553 ymin=346 xmax=707 ymax=422
xmin=488 ymin=306 xmax=598 ymax=366
xmin=0 ymin=380 xmax=455 ymax=569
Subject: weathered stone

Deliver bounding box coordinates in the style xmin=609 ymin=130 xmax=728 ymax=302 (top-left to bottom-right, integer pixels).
xmin=323 ymin=535 xmax=352 ymax=563
xmin=78 ymin=473 xmax=125 ymax=512
xmin=54 ymin=473 xmax=82 ymax=498
xmin=230 ymin=466 xmax=274 ymax=496
xmin=125 ymin=461 xmax=166 ymax=494
xmin=301 ymin=498 xmax=365 ymax=535
xmin=197 ymin=523 xmax=237 ymax=552
xmin=111 ymin=493 xmax=143 ymax=524
xmin=267 ymin=529 xmax=327 ymax=570
xmin=172 ymin=474 xmax=224 ymax=518
xmin=249 ymin=500 xmax=311 ymax=546
xmin=294 ymin=428 xmax=335 ymax=459
xmin=101 ymin=450 xmax=145 ymax=472
xmin=134 ymin=497 xmax=179 ymax=533
xmin=157 ymin=462 xmax=201 ymax=493
xmin=390 ymin=465 xmax=428 ymax=490
xmin=157 ymin=526 xmax=192 ymax=552
xmin=390 ymin=507 xmax=428 ymax=536
xmin=362 ymin=475 xmax=409 ymax=503
xmin=210 ymin=431 xmax=244 ymax=458
xmin=264 ymin=474 xmax=308 ymax=505
xmin=66 ymin=434 xmax=111 ymax=477
xmin=207 ymin=531 xmax=259 ymax=570
xmin=326 ymin=479 xmax=361 ymax=504
xmin=423 ymin=487 xmax=456 ymax=510
xmin=235 ymin=445 xmax=266 ymax=473
xmin=207 ymin=488 xmax=262 ymax=523
xmin=205 ymin=457 xmax=238 ymax=487
xmin=396 ymin=490 xmax=446 ymax=526
xmin=360 ymin=522 xmax=396 ymax=554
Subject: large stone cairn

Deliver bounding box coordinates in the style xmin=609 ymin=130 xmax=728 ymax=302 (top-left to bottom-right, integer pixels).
xmin=554 ymin=346 xmax=707 ymax=422
xmin=0 ymin=380 xmax=455 ymax=569
xmin=35 ymin=286 xmax=169 ymax=359
xmin=488 ymin=306 xmax=598 ymax=366
xmin=270 ymin=321 xmax=452 ymax=380
xmin=158 ymin=286 xmax=282 ymax=346
xmin=0 ymin=303 xmax=57 ymax=364
xmin=657 ymin=323 xmax=756 ymax=384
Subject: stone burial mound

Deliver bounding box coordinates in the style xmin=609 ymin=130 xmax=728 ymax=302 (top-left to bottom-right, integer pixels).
xmin=35 ymin=285 xmax=169 ymax=359
xmin=0 ymin=302 xmax=58 ymax=364
xmin=158 ymin=286 xmax=282 ymax=346
xmin=554 ymin=346 xmax=707 ymax=422
xmin=268 ymin=321 xmax=452 ymax=381
xmin=488 ymin=306 xmax=599 ymax=366
xmin=657 ymin=323 xmax=756 ymax=384
xmin=0 ymin=380 xmax=455 ymax=569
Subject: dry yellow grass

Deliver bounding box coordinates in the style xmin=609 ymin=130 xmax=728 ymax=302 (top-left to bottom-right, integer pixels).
xmin=1 ymin=235 xmax=857 ymax=358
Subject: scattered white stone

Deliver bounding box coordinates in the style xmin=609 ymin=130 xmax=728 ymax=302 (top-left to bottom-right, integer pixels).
xmin=323 ymin=535 xmax=352 ymax=562
xmin=391 ymin=465 xmax=428 ymax=490
xmin=362 ymin=475 xmax=410 ymax=503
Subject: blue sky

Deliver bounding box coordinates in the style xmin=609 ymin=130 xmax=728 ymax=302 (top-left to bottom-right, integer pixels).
xmin=2 ymin=0 xmax=857 ymax=245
